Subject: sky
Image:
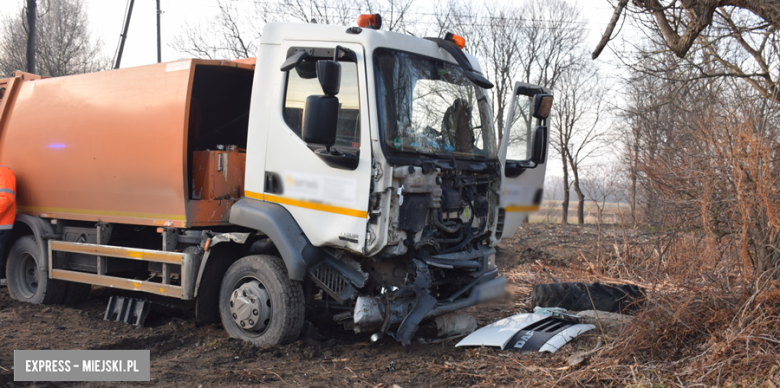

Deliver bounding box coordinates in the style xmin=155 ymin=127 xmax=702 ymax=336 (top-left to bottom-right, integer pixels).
xmin=1 ymin=0 xmax=634 ymax=180
xmin=2 ymin=0 xmax=626 ymax=69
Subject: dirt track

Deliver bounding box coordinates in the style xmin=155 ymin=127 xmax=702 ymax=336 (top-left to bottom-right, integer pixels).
xmin=0 ymin=224 xmax=616 ymax=387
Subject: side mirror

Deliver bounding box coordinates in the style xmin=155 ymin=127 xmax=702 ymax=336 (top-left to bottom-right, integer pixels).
xmin=280 ymin=49 xmax=310 ymax=72
xmin=532 ymin=94 xmax=553 ymax=120
xmin=302 ymin=58 xmax=358 ymax=170
xmin=316 ymin=60 xmax=341 ymax=96
xmin=530 ymin=125 xmax=547 ymax=164
xmin=302 ymin=60 xmax=342 ymax=149
xmin=302 ymin=95 xmax=339 ymax=149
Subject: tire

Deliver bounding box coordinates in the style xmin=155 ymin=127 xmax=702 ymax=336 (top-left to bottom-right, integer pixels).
xmin=530 ymin=282 xmax=645 ymax=313
xmin=6 ymin=236 xmax=66 ymax=305
xmin=218 ymin=255 xmax=305 ymax=346
xmin=61 ymin=282 xmax=92 ymax=305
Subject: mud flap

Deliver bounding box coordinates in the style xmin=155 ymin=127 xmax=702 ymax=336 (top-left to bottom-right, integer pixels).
xmin=395 ymin=259 xmax=437 ymax=346
xmin=104 ymin=296 xmax=151 ymax=326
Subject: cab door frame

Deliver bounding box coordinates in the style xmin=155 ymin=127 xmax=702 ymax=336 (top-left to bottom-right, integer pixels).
xmin=253 ymin=41 xmax=372 ymax=254
xmin=496 ymin=82 xmax=552 ymax=240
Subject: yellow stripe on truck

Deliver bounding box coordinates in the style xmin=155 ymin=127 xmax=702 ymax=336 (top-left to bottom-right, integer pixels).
xmin=505 ymin=205 xmax=541 ymax=212
xmin=244 ymin=191 xmax=368 ymax=218
xmin=17 ymin=205 xmax=187 ymax=221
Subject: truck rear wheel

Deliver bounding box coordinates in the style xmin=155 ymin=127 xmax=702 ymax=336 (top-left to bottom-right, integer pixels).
xmin=6 ymin=236 xmax=66 ymax=305
xmin=218 ymin=255 xmax=305 ymax=346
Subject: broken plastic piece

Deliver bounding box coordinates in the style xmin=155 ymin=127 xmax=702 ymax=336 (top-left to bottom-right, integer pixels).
xmin=455 ymin=313 xmax=595 ymax=353
xmin=435 ymin=312 xmax=477 ymax=338
xmin=104 ymin=296 xmax=151 ymax=326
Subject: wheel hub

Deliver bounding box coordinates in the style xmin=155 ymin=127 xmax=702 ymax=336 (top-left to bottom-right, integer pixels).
xmin=229 ymin=280 xmax=271 ymax=332
xmin=20 ymin=255 xmax=38 ymax=297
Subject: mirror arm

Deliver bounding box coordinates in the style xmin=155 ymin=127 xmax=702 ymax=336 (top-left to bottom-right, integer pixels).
xmin=280 ymin=49 xmax=310 ymax=72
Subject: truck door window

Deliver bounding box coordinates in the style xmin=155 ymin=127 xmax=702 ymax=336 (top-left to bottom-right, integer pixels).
xmin=506 ymin=94 xmax=535 ymax=161
xmin=283 ymin=58 xmax=361 ymax=148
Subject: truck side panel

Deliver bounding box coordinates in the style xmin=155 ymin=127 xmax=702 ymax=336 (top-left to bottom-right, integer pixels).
xmin=0 ymin=60 xmax=255 ymax=228
xmin=0 ymin=62 xmax=191 ymax=227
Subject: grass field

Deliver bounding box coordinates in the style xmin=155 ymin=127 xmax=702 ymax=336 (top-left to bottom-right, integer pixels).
xmin=529 ymin=199 xmax=631 ymax=224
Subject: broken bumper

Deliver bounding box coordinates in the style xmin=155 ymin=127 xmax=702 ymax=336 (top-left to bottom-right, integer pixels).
xmin=352 ymin=270 xmax=507 ymax=341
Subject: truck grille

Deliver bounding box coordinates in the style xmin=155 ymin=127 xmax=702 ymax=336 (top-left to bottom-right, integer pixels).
xmin=495 ymin=208 xmax=506 ymax=239
xmin=309 ymin=262 xmax=356 ymax=304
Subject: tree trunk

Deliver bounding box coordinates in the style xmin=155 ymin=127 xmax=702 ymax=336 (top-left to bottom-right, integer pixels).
xmin=561 ymin=153 xmax=570 ymax=224
xmin=575 ymin=186 xmax=585 ymax=224
xmin=630 ymin=132 xmax=638 ymax=225
xmin=26 ymin=0 xmax=36 ymax=74
xmin=570 ymin=164 xmax=585 ymax=224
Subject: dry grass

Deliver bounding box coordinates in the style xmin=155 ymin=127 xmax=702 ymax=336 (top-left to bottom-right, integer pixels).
xmin=544 ymin=228 xmax=780 ymax=386
xmin=475 ymin=223 xmax=780 ymax=387
xmin=530 ymin=200 xmax=631 ymax=225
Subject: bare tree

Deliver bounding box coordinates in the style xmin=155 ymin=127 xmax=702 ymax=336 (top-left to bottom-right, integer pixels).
xmin=583 ymin=163 xmax=626 ymax=225
xmin=170 ymin=0 xmax=263 ymax=60
xmin=172 ymin=0 xmax=420 ymax=60
xmin=550 ymin=60 xmax=606 ymax=224
xmin=595 ymin=1 xmax=780 ymax=104
xmin=594 ymin=0 xmax=780 ymax=59
xmin=432 ymin=0 xmax=586 ymax=136
xmin=0 ymin=0 xmax=108 ymax=77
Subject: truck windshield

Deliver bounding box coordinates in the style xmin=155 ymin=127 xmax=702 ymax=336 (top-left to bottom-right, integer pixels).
xmin=375 ymin=49 xmax=497 ymax=159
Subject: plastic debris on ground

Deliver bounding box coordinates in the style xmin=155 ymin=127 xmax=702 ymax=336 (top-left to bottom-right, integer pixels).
xmin=455 ymin=311 xmax=595 ymax=353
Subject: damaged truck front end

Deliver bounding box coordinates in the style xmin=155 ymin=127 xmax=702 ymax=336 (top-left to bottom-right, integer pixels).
xmin=307 ymin=47 xmax=511 ymax=345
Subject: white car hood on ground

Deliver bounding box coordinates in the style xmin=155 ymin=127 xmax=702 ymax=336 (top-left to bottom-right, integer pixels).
xmin=455 ymin=312 xmax=595 ymax=352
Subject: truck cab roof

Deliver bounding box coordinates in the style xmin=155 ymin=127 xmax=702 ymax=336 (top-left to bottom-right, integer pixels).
xmin=260 ymin=22 xmax=486 ymax=76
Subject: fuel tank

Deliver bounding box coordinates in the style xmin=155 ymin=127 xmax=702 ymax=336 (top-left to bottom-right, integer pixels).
xmin=0 ymin=58 xmax=255 ymax=228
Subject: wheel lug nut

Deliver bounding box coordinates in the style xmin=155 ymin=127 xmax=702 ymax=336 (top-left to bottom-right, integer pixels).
xmin=248 ymin=319 xmax=254 ymax=325
xmin=253 ymin=309 xmax=258 ymax=316
xmin=251 ymin=298 xmax=255 ymax=303
xmin=232 ymin=313 xmax=237 ymax=319
xmin=242 ymin=290 xmax=247 ymax=297
xmin=240 ymin=321 xmax=245 ymax=327
xmin=230 ymin=301 xmax=234 ymax=307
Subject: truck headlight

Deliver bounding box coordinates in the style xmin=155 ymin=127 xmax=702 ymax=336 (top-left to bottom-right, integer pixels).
xmin=487 ymin=253 xmax=496 ymax=269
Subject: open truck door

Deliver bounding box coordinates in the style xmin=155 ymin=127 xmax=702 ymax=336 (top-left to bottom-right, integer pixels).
xmin=496 ymin=82 xmax=553 ymax=239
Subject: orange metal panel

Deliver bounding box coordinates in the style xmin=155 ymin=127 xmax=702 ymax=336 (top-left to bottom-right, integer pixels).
xmin=0 ymin=59 xmax=252 ymax=228
xmin=228 ymin=58 xmax=257 ymax=66
xmin=192 ymin=149 xmax=246 ymax=200
xmin=189 ymin=149 xmax=246 ymax=225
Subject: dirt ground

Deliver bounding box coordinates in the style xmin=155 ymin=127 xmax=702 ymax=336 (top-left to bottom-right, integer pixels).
xmin=0 ymin=224 xmax=628 ymax=387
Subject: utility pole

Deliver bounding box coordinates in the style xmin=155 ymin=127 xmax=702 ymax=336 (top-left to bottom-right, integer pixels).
xmin=25 ymin=0 xmax=37 ymax=74
xmin=156 ymin=0 xmax=162 ymax=63
xmin=114 ymin=0 xmax=135 ymax=69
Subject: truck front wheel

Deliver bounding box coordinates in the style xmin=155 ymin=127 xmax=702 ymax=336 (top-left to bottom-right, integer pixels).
xmin=6 ymin=236 xmax=66 ymax=305
xmin=218 ymin=255 xmax=305 ymax=346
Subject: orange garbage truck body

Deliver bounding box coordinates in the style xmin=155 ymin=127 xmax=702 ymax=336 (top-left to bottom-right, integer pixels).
xmin=0 ymin=59 xmax=255 ymax=228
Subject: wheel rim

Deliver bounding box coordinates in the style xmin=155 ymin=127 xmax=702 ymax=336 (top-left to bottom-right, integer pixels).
xmin=15 ymin=253 xmax=39 ymax=298
xmin=228 ymin=276 xmax=272 ymax=336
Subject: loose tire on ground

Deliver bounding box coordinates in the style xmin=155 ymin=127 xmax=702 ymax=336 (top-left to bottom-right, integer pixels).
xmin=6 ymin=236 xmax=66 ymax=305
xmin=530 ymin=282 xmax=645 ymax=313
xmin=218 ymin=255 xmax=305 ymax=346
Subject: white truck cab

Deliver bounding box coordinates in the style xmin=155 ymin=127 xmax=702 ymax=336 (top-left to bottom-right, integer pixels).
xmin=229 ymin=19 xmax=553 ymax=345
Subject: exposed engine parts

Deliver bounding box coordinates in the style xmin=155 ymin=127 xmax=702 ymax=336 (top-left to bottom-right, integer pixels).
xmin=381 ymin=164 xmax=499 ymax=258
xmin=314 ymin=162 xmax=506 ymax=345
